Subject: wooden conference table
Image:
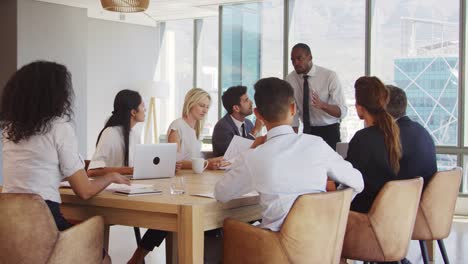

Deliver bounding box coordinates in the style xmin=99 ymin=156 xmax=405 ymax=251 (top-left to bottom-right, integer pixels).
xmin=59 ymin=170 xmax=262 ymax=264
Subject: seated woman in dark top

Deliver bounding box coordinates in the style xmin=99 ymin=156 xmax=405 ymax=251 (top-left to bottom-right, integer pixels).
xmin=346 ymin=76 xmax=402 ymax=213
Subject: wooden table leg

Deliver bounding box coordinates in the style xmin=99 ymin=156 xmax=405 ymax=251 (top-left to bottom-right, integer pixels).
xmin=177 ymin=205 xmax=204 ymax=264
xmin=165 ymin=232 xmax=178 ymax=264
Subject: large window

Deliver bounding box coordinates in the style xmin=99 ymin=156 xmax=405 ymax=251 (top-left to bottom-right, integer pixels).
xmin=151 ymin=0 xmax=468 ymax=195
xmin=155 ymin=18 xmax=218 ymax=139
xmin=288 ymin=0 xmax=366 ymax=141
xmin=155 ymin=20 xmax=194 ymax=138
xmin=371 ymin=0 xmax=460 ymax=147
xmin=196 ymin=17 xmax=219 ymax=136
xmin=221 ymin=0 xmax=283 ymax=117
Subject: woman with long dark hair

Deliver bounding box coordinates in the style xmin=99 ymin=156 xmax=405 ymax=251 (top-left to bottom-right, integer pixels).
xmin=346 ymin=76 xmax=402 ymax=213
xmin=1 ymin=61 xmax=129 ymax=264
xmin=88 ymin=89 xmax=182 ymax=176
xmin=87 ymin=89 xmax=145 ymax=176
xmin=89 ymin=89 xmax=177 ymax=264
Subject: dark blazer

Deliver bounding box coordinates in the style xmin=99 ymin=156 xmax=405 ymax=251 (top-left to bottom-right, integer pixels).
xmin=212 ymin=114 xmax=255 ymax=157
xmin=397 ymin=116 xmax=437 ymax=187
xmin=346 ymin=126 xmax=397 ymax=213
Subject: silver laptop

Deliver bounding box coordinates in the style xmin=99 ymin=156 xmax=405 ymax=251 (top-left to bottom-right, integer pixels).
xmin=132 ymin=143 xmax=177 ymax=180
xmin=336 ymin=142 xmax=349 ymax=159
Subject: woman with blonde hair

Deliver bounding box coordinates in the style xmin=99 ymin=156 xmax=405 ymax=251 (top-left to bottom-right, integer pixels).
xmin=346 ymin=76 xmax=402 ymax=213
xmin=167 ymin=87 xmax=225 ymax=169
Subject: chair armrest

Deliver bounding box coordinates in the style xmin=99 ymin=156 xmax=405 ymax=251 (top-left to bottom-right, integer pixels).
xmin=223 ymin=218 xmax=289 ymax=264
xmin=47 ymin=216 xmax=104 ymax=264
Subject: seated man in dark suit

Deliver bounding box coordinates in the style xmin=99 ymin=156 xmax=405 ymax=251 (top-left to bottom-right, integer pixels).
xmin=386 ymin=85 xmax=437 ymax=188
xmin=212 ymin=86 xmax=263 ymax=157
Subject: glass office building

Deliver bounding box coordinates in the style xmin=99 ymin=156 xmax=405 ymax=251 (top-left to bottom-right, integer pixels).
xmin=394 ymin=56 xmax=458 ymax=146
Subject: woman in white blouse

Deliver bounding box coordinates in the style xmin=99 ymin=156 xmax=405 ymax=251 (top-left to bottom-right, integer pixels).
xmin=88 ymin=90 xmax=178 ymax=264
xmin=167 ymin=88 xmax=226 ymax=170
xmin=0 ymin=61 xmax=129 ymax=264
xmin=87 ymin=89 xmax=146 ymax=176
xmin=88 ymin=90 xmax=182 ymax=177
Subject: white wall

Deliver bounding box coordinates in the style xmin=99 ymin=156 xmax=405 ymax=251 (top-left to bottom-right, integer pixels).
xmin=86 ymin=18 xmax=158 ymax=158
xmin=17 ymin=0 xmax=88 ymax=155
xmin=14 ymin=0 xmax=159 ymax=159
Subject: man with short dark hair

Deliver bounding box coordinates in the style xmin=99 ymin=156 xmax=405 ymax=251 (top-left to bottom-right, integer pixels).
xmin=212 ymin=85 xmax=263 ymax=157
xmin=286 ymin=43 xmax=347 ymax=149
xmin=386 ymin=85 xmax=437 ymax=187
xmin=214 ymin=77 xmax=363 ymax=231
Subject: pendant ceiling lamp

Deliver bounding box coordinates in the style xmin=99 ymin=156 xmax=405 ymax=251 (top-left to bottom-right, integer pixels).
xmin=101 ymin=0 xmax=149 ymax=13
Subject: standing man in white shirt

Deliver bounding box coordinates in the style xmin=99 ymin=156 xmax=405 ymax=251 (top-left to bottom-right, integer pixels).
xmin=286 ymin=43 xmax=347 ymax=149
xmin=214 ymin=77 xmax=363 ymax=231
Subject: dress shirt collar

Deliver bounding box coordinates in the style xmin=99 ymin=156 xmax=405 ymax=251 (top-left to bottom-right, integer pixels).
xmin=303 ymin=63 xmax=317 ymax=78
xmin=230 ymin=115 xmax=244 ymax=130
xmin=396 ymin=115 xmax=410 ymax=122
xmin=266 ymin=125 xmax=295 ymax=141
xmin=292 ymin=64 xmax=317 ymax=79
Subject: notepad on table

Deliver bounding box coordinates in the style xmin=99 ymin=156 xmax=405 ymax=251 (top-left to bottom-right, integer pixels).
xmin=112 ymin=187 xmax=162 ymax=196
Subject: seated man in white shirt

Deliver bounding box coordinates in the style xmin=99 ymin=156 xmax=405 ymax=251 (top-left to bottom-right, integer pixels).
xmin=214 ymin=77 xmax=364 ymax=231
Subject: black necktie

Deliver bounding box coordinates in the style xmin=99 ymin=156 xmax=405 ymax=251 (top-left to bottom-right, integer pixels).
xmin=303 ymin=75 xmax=311 ymax=132
xmin=241 ymin=123 xmax=246 ymax=138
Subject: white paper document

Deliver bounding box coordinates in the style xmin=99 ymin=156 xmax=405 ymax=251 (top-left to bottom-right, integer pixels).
xmin=223 ymin=135 xmax=254 ymax=163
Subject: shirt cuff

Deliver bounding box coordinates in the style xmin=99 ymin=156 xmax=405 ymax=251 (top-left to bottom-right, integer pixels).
xmin=338 ymin=104 xmax=348 ymax=119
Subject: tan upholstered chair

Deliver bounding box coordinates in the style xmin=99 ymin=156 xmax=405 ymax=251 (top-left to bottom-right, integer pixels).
xmin=412 ymin=168 xmax=462 ymax=264
xmin=342 ymin=178 xmax=423 ymax=264
xmin=0 ymin=193 xmax=104 ymax=264
xmin=223 ymin=188 xmax=353 ymax=264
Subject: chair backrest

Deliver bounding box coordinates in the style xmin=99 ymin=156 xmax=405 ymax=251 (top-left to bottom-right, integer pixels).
xmin=412 ymin=168 xmax=462 ymax=240
xmin=0 ymin=193 xmax=59 ymax=263
xmin=279 ymin=188 xmax=353 ymax=264
xmin=368 ymin=177 xmax=423 ymax=259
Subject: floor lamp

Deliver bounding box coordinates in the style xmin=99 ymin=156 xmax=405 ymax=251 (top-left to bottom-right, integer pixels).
xmin=140 ymin=80 xmax=169 ymax=144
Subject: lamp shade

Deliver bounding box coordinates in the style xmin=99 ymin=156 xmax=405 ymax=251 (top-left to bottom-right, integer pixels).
xmin=139 ymin=80 xmax=170 ymax=99
xmin=101 ymin=0 xmax=149 ymax=13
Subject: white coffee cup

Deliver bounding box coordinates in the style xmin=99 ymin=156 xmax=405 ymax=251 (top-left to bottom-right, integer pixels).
xmin=192 ymin=158 xmax=209 ymax=174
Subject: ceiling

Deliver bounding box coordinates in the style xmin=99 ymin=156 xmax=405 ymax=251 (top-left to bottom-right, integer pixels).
xmin=36 ymin=0 xmax=258 ymax=26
